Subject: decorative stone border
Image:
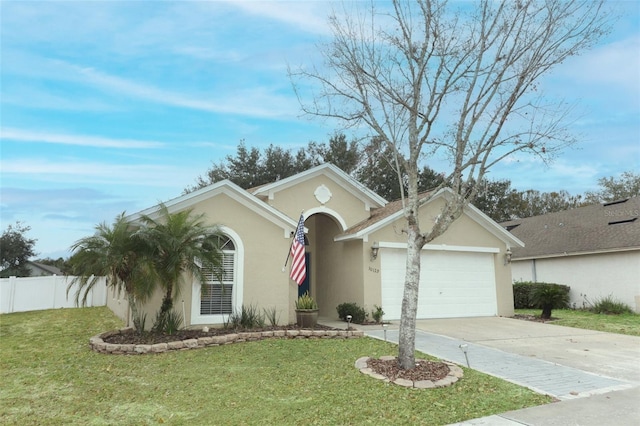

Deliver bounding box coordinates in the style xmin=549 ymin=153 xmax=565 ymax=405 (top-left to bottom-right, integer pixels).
xmin=355 ymin=356 xmax=464 ymax=389
xmin=90 ymin=328 xmax=364 ymax=355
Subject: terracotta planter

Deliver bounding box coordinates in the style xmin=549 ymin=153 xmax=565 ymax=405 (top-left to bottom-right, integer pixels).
xmin=295 ymin=309 xmax=319 ymax=328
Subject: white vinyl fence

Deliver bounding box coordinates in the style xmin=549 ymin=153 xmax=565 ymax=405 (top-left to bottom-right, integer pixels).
xmin=0 ymin=275 xmax=107 ymax=314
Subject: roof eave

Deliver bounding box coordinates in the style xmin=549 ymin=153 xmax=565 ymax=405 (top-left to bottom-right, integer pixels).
xmin=512 ymin=246 xmax=640 ymax=261
xmin=252 ymin=163 xmax=387 ymax=209
xmin=336 ymin=189 xmax=523 ymax=248
xmin=464 ymin=203 xmax=525 ymax=248
xmin=126 ymin=180 xmax=298 ymax=237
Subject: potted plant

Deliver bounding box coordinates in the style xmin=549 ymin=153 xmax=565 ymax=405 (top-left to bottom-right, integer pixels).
xmin=295 ymin=291 xmax=319 ymax=328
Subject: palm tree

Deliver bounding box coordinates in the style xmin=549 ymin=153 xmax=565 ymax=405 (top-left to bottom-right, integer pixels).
xmin=136 ymin=204 xmax=223 ymax=332
xmin=67 ymin=213 xmax=156 ymax=331
xmin=531 ymin=284 xmax=570 ymax=320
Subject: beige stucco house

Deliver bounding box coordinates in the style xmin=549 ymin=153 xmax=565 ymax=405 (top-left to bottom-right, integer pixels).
xmin=108 ymin=164 xmax=522 ymax=327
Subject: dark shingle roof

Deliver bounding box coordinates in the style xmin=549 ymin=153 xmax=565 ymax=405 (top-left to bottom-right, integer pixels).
xmin=501 ymin=196 xmax=640 ymax=259
xmin=27 ymin=261 xmax=63 ymax=276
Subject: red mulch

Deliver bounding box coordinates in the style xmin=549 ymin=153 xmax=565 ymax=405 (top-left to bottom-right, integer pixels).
xmin=367 ymin=357 xmax=450 ymax=382
xmin=102 ymin=325 xmax=336 ymax=345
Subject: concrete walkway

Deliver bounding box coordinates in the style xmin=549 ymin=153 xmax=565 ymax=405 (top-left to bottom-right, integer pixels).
xmin=365 ymin=328 xmax=632 ymax=399
xmin=322 ymin=317 xmax=640 ymax=425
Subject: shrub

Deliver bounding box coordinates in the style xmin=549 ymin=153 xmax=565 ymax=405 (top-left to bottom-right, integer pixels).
xmin=589 ymin=295 xmax=633 ymax=315
xmin=131 ymin=303 xmax=147 ymax=335
xmin=225 ymin=304 xmax=265 ymax=329
xmin=153 ymin=309 xmax=183 ymax=334
xmin=530 ymin=283 xmax=570 ymax=319
xmin=336 ymin=302 xmax=367 ymax=324
xmin=371 ymin=305 xmax=384 ymax=324
xmin=513 ymin=281 xmax=536 ymax=309
xmin=263 ymin=306 xmax=280 ymax=326
xmin=514 ymin=281 xmax=570 ymax=311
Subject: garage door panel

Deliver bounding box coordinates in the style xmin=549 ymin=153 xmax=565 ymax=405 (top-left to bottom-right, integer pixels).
xmin=381 ymin=249 xmax=497 ymax=320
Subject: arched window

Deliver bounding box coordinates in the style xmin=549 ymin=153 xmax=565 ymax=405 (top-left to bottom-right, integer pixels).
xmin=200 ymin=235 xmax=235 ymax=316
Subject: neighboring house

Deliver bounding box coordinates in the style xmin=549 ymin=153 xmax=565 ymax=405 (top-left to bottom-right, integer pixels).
xmin=502 ymin=196 xmax=640 ymax=313
xmin=112 ymin=164 xmax=521 ymax=327
xmin=26 ymin=261 xmax=63 ymax=277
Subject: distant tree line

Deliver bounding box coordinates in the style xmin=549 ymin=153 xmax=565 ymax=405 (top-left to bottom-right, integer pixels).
xmin=2 ymin=136 xmax=636 ymax=278
xmin=186 ymin=134 xmax=640 ymax=223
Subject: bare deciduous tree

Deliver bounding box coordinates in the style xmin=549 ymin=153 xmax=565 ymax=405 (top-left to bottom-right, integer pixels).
xmin=290 ymin=0 xmax=612 ymax=369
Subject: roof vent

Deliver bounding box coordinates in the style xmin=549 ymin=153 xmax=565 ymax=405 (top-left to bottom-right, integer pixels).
xmin=608 ymin=217 xmax=637 ymax=225
xmin=505 ymin=224 xmax=520 ymax=231
xmin=603 ymin=198 xmax=629 ymax=207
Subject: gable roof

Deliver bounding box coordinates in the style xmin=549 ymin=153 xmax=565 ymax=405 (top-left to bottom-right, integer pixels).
xmin=126 ymin=164 xmax=385 ymax=237
xmin=26 ymin=261 xmax=63 ymax=276
xmin=501 ymin=196 xmax=640 ymax=259
xmin=126 ymin=179 xmax=298 ymax=238
xmin=336 ymin=188 xmax=524 ymax=248
xmin=251 ymin=163 xmax=387 ymax=210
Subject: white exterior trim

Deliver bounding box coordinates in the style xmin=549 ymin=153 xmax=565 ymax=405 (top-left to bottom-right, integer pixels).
xmin=513 ymin=246 xmax=640 ymax=261
xmin=190 ymin=226 xmax=245 ymax=325
xmin=463 ymin=202 xmax=525 ymax=248
xmin=379 ymin=242 xmax=500 ymax=253
xmin=252 ymin=163 xmax=387 ymax=210
xmin=335 ymin=189 xmax=523 ymax=248
xmin=125 ymin=180 xmax=297 ymax=239
xmin=334 ymin=209 xmax=405 ymax=242
xmin=304 ymin=206 xmax=348 ymax=231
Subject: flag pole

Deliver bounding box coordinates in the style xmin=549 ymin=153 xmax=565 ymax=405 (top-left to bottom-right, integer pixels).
xmin=281 ymin=237 xmax=294 ymax=272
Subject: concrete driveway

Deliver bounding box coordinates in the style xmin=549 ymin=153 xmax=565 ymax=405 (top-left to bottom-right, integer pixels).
xmin=357 ymin=316 xmax=640 ymax=425
xmin=413 ymin=316 xmax=640 ymax=384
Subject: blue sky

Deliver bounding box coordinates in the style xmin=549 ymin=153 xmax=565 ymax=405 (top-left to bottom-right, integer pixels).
xmin=1 ymin=1 xmax=639 ymax=259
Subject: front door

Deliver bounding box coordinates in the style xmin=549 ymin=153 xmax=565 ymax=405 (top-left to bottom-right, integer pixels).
xmin=298 ymin=253 xmax=311 ymax=298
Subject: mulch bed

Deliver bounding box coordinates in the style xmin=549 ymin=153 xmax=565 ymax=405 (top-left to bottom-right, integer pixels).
xmin=512 ymin=313 xmax=557 ymax=323
xmin=367 ymin=357 xmax=450 ymax=382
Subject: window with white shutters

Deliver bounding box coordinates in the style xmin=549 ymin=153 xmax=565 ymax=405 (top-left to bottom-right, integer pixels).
xmin=200 ymin=236 xmax=235 ymax=315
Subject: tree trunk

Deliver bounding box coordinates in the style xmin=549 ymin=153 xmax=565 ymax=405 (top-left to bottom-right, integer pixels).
xmin=153 ymin=285 xmax=174 ymax=332
xmin=127 ymin=294 xmax=144 ymax=334
xmin=397 ymin=224 xmax=423 ymax=369
xmin=159 ymin=290 xmax=173 ymax=318
xmin=540 ymin=305 xmax=552 ymax=320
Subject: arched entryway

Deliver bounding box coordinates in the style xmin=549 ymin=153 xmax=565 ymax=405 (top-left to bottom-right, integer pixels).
xmin=303 ymin=212 xmax=361 ymax=318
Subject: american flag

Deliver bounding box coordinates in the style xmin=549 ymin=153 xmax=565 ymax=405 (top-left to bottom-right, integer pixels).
xmin=290 ymin=214 xmax=306 ymax=286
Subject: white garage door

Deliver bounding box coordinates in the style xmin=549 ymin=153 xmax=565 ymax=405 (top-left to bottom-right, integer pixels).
xmin=381 ymin=249 xmax=497 ymax=320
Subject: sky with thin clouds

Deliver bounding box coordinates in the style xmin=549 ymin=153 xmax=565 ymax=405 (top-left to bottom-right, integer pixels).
xmin=1 ymin=1 xmax=639 ymax=259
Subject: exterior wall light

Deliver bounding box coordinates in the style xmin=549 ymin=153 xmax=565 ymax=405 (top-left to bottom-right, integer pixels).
xmin=371 ymin=241 xmax=380 ymax=260
xmin=504 ymin=248 xmax=512 ymax=265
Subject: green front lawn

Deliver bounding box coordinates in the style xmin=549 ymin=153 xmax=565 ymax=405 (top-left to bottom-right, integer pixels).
xmin=1 ymin=307 xmax=551 ymax=425
xmin=515 ymin=309 xmax=640 ymax=336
